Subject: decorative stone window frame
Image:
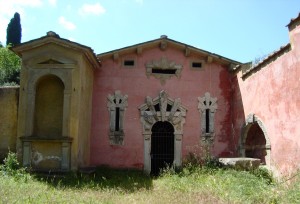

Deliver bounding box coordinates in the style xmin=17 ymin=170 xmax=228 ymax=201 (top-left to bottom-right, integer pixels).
xmin=139 ymin=90 xmax=187 ymax=174
xmin=145 ymin=57 xmax=183 ymax=85
xmin=239 ymin=114 xmax=271 ymax=167
xmin=198 ymin=92 xmax=218 ymax=144
xmin=107 ymin=90 xmax=128 ymax=145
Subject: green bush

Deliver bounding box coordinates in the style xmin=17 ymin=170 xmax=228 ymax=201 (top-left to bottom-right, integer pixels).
xmin=0 ymin=151 xmax=28 ymax=180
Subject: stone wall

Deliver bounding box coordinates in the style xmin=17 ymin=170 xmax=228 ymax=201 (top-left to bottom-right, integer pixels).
xmin=0 ymin=86 xmax=19 ymax=162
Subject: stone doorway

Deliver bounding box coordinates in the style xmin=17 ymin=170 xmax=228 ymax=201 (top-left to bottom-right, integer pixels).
xmin=139 ymin=91 xmax=187 ymax=174
xmin=151 ymin=121 xmax=174 ymax=176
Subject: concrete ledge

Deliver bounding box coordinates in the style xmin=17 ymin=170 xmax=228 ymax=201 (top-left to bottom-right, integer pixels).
xmin=219 ymin=157 xmax=261 ymax=170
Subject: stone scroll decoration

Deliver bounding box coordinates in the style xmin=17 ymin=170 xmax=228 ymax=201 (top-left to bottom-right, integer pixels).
xmin=145 ymin=57 xmax=183 ymax=85
xmin=139 ymin=90 xmax=187 ymax=139
xmin=107 ymin=90 xmax=128 ymax=145
xmin=198 ymin=92 xmax=218 ymax=145
xmin=139 ymin=90 xmax=187 ymax=174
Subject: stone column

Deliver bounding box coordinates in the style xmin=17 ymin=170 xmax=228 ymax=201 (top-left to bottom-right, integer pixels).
xmin=143 ymin=134 xmax=151 ymax=174
xmin=23 ymin=142 xmax=31 ymax=167
xmin=61 ymin=142 xmax=71 ymax=170
xmin=174 ymin=134 xmax=182 ymax=168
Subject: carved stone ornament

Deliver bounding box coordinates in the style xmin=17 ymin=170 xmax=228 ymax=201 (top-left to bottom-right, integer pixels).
xmin=139 ymin=90 xmax=187 ymax=138
xmin=145 ymin=57 xmax=183 ymax=85
xmin=198 ymin=92 xmax=218 ymax=144
xmin=107 ymin=90 xmax=128 ymax=145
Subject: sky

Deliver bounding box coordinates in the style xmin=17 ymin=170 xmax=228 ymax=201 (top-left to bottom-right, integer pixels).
xmin=0 ymin=0 xmax=299 ymax=63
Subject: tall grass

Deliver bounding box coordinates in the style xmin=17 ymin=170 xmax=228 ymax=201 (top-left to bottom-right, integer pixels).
xmin=0 ymin=152 xmax=299 ymax=203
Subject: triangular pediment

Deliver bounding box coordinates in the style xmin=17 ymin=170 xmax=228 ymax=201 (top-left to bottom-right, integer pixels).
xmin=38 ymin=59 xmax=64 ymax=64
xmin=11 ymin=31 xmax=100 ymax=69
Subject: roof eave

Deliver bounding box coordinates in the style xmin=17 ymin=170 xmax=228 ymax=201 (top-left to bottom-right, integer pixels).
xmin=97 ymin=37 xmax=241 ymax=68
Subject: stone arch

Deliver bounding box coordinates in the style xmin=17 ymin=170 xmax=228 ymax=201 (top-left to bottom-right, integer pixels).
xmin=239 ymin=114 xmax=271 ymax=166
xmin=139 ymin=90 xmax=187 ymax=174
xmin=24 ymin=70 xmax=72 ymax=137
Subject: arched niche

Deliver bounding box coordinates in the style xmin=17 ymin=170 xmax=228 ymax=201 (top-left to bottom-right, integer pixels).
xmin=139 ymin=90 xmax=187 ymax=174
xmin=21 ymin=69 xmax=73 ymax=171
xmin=33 ymin=75 xmax=64 ymax=138
xmin=239 ymin=114 xmax=271 ymax=166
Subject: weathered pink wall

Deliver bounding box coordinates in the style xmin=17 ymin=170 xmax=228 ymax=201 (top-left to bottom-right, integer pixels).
xmin=232 ymin=22 xmax=300 ymax=176
xmin=90 ymin=45 xmax=233 ymax=169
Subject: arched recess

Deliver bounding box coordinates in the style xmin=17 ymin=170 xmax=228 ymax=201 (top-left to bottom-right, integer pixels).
xmin=139 ymin=90 xmax=187 ymax=174
xmin=33 ymin=75 xmax=64 ymax=138
xmin=21 ymin=68 xmax=73 ymax=171
xmin=239 ymin=114 xmax=271 ymax=166
xmin=24 ymin=68 xmax=72 ymax=138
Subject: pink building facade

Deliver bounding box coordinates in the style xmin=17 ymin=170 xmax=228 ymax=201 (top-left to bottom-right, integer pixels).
xmin=10 ymin=14 xmax=300 ymax=176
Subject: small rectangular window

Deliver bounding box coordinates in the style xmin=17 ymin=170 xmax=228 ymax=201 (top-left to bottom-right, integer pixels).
xmin=124 ymin=60 xmax=135 ymax=66
xmin=192 ymin=62 xmax=202 ymax=68
xmin=152 ymin=69 xmax=176 ymax=74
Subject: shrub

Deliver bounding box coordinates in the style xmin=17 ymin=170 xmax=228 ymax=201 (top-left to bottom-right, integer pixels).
xmin=0 ymin=151 xmax=28 ymax=179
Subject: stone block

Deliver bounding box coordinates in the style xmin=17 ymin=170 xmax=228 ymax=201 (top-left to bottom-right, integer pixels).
xmin=219 ymin=157 xmax=261 ymax=170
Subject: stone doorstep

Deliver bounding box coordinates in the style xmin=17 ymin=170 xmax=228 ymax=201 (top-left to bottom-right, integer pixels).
xmin=219 ymin=157 xmax=261 ymax=170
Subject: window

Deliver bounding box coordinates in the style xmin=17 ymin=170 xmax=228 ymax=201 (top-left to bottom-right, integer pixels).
xmin=107 ymin=90 xmax=128 ymax=145
xmin=123 ymin=60 xmax=135 ymax=67
xmin=198 ymin=92 xmax=218 ymax=144
xmin=192 ymin=62 xmax=202 ymax=68
xmin=190 ymin=60 xmax=205 ymax=70
xmin=151 ymin=68 xmax=177 ymax=74
xmin=145 ymin=57 xmax=183 ymax=84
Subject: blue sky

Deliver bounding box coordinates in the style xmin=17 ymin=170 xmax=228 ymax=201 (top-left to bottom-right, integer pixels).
xmin=0 ymin=0 xmax=299 ymax=62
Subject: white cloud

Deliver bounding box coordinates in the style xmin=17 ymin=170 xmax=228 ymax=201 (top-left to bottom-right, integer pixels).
xmin=48 ymin=0 xmax=57 ymax=6
xmin=78 ymin=3 xmax=106 ymax=16
xmin=58 ymin=16 xmax=76 ymax=30
xmin=0 ymin=0 xmax=43 ymax=44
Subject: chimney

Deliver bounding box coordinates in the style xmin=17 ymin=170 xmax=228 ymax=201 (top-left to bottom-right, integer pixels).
xmin=287 ymin=13 xmax=300 ymax=51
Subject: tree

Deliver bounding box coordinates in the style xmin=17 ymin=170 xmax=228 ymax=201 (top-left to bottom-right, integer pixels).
xmin=6 ymin=12 xmax=22 ymax=46
xmin=0 ymin=46 xmax=21 ymax=85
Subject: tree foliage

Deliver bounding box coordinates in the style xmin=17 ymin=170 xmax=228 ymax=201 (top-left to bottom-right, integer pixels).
xmin=0 ymin=46 xmax=21 ymax=86
xmin=6 ymin=12 xmax=22 ymax=46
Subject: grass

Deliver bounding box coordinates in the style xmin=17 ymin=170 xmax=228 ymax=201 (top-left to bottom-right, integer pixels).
xmin=0 ymin=153 xmax=300 ymax=203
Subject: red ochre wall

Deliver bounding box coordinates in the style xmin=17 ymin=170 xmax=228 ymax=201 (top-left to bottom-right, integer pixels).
xmin=90 ymin=45 xmax=233 ymax=169
xmin=232 ymin=22 xmax=300 ymax=176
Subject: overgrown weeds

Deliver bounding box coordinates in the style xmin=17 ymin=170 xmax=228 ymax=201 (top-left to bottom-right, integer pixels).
xmin=0 ymin=152 xmax=299 ymax=203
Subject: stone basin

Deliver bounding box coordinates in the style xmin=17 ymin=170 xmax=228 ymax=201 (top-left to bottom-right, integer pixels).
xmin=219 ymin=157 xmax=261 ymax=170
